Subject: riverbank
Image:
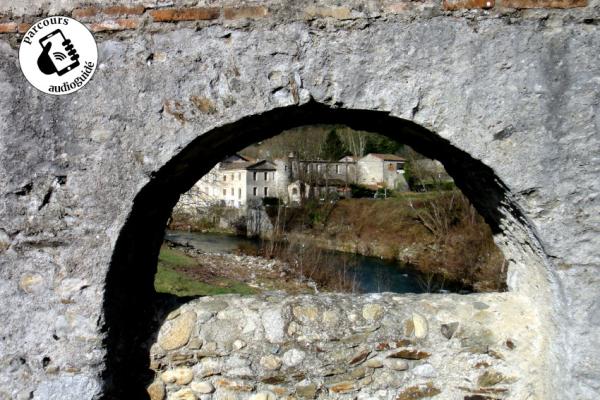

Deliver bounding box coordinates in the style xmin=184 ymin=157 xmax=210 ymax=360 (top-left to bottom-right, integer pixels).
xmin=169 ymin=192 xmax=507 ymax=292
xmin=275 ymin=195 xmax=505 ymax=292
xmin=155 ymin=241 xmax=319 ymax=297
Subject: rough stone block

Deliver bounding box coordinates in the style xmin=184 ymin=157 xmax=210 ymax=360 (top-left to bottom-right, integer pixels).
xmin=500 ymin=0 xmax=587 ymax=7
xmin=223 ymin=6 xmax=269 ymax=20
xmin=443 ymin=0 xmax=495 ymax=10
xmin=89 ymin=19 xmax=140 ymax=32
xmin=304 ymin=6 xmax=353 ymax=20
xmin=385 ymin=3 xmax=411 ymax=13
xmin=149 ymin=8 xmax=220 ymax=22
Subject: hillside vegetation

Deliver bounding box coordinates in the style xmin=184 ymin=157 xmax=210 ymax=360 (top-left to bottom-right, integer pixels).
xmin=272 ymin=191 xmax=506 ymax=292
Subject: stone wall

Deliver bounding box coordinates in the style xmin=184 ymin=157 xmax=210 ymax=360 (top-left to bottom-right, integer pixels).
xmin=148 ymin=292 xmax=544 ymax=400
xmin=0 ymin=0 xmax=598 ymax=399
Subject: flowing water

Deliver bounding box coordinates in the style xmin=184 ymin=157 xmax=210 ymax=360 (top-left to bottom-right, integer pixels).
xmin=166 ymin=230 xmax=427 ymax=294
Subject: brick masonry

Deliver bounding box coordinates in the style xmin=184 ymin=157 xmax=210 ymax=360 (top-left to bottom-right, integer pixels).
xmin=0 ymin=1 xmax=592 ymax=35
xmin=149 ymin=7 xmax=220 ymax=22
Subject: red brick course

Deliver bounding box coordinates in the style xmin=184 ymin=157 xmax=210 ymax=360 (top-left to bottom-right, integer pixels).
xmin=0 ymin=22 xmax=16 ymax=33
xmin=17 ymin=23 xmax=31 ymax=33
xmin=104 ymin=5 xmax=145 ymax=16
xmin=149 ymin=7 xmax=220 ymax=22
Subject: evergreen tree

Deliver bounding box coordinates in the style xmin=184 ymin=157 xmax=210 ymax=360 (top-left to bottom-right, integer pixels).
xmin=322 ymin=129 xmax=347 ymax=160
xmin=364 ymin=135 xmax=403 ymax=155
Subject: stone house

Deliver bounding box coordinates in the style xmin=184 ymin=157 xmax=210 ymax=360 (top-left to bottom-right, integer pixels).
xmin=191 ymin=155 xmax=278 ymax=209
xmin=179 ymin=152 xmax=409 ymax=211
xmin=356 ymin=153 xmax=408 ymax=190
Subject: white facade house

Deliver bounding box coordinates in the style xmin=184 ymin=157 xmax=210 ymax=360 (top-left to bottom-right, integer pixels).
xmin=189 ymin=155 xmax=278 ymax=209
xmin=177 ymin=152 xmax=410 ymax=212
xmin=356 ymin=153 xmax=407 ymax=190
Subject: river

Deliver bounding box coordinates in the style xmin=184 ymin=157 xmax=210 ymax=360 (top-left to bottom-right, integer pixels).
xmin=165 ymin=230 xmax=427 ymax=294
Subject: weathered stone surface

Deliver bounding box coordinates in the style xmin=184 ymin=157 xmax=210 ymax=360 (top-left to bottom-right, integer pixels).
xmin=223 ymin=6 xmax=269 ymax=20
xmin=478 ymin=370 xmax=506 ymax=387
xmin=364 ymin=358 xmax=384 ymax=368
xmin=412 ymin=313 xmax=428 ymax=339
xmin=293 ymin=305 xmax=320 ymax=322
xmin=158 ymin=311 xmax=197 ymax=351
xmin=396 ymin=382 xmax=441 ymax=400
xmin=501 ymin=0 xmax=587 ymax=7
xmin=161 ymin=367 xmax=193 ymax=385
xmin=170 ymin=388 xmax=196 ymax=400
xmin=328 ymin=381 xmax=357 ymax=393
xmin=249 ymin=391 xmax=277 ymax=400
xmin=262 ymin=308 xmax=286 ymax=343
xmin=214 ymin=378 xmax=254 ymax=392
xmin=260 ymin=355 xmax=282 ymax=370
xmin=362 ymin=304 xmax=384 ymax=321
xmin=384 ymin=358 xmax=409 ymax=371
xmin=443 ymin=0 xmax=495 ymax=10
xmin=0 ymin=2 xmax=598 ymax=399
xmin=388 ymin=349 xmax=430 ymax=360
xmin=295 ymin=382 xmax=318 ymax=398
xmin=441 ymin=322 xmax=460 ymax=339
xmin=412 ymin=363 xmax=437 ymax=378
xmin=18 ymin=273 xmax=43 ymax=293
xmin=147 ymin=381 xmax=165 ymax=400
xmin=190 ymin=381 xmax=214 ymax=394
xmin=282 ymin=348 xmax=306 ymax=367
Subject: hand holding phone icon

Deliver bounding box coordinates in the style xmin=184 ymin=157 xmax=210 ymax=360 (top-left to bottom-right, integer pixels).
xmin=37 ymin=29 xmax=80 ymax=76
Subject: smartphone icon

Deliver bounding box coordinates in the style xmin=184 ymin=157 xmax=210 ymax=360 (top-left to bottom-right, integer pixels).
xmin=38 ymin=29 xmax=80 ymax=76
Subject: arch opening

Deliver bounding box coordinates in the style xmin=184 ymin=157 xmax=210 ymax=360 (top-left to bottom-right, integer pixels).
xmin=101 ymin=102 xmax=547 ymax=398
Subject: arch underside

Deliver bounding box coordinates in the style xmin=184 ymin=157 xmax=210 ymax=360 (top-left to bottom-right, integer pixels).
xmin=102 ymin=102 xmax=552 ymax=399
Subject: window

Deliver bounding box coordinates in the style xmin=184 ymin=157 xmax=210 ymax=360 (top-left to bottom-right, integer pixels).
xmin=231 ymin=174 xmax=234 ymax=181
xmin=335 ymin=165 xmax=340 ymax=174
xmin=264 ymin=172 xmax=268 ymax=181
xmin=223 ymin=189 xmax=226 ymax=196
xmin=237 ymin=173 xmax=241 ymax=180
xmin=264 ymin=187 xmax=268 ymax=196
xmin=253 ymin=187 xmax=257 ymax=196
xmin=223 ymin=175 xmax=226 ymax=181
xmin=253 ymin=172 xmax=257 ymax=181
xmin=292 ymin=188 xmax=298 ymax=195
xmin=238 ymin=188 xmax=241 ymax=199
xmin=231 ymin=188 xmax=234 ymax=196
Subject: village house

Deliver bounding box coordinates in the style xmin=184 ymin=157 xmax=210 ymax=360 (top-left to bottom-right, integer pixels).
xmin=357 ymin=153 xmax=408 ymax=190
xmin=192 ymin=155 xmax=279 ymax=208
xmin=178 ymin=152 xmax=409 ymax=210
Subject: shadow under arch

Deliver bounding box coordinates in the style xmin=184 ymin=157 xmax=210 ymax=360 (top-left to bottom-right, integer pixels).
xmin=100 ymin=101 xmax=532 ymax=398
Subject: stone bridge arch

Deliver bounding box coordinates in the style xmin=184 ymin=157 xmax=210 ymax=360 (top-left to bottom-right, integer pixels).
xmin=0 ymin=1 xmax=598 ymax=399
xmin=103 ymin=102 xmax=553 ymax=397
